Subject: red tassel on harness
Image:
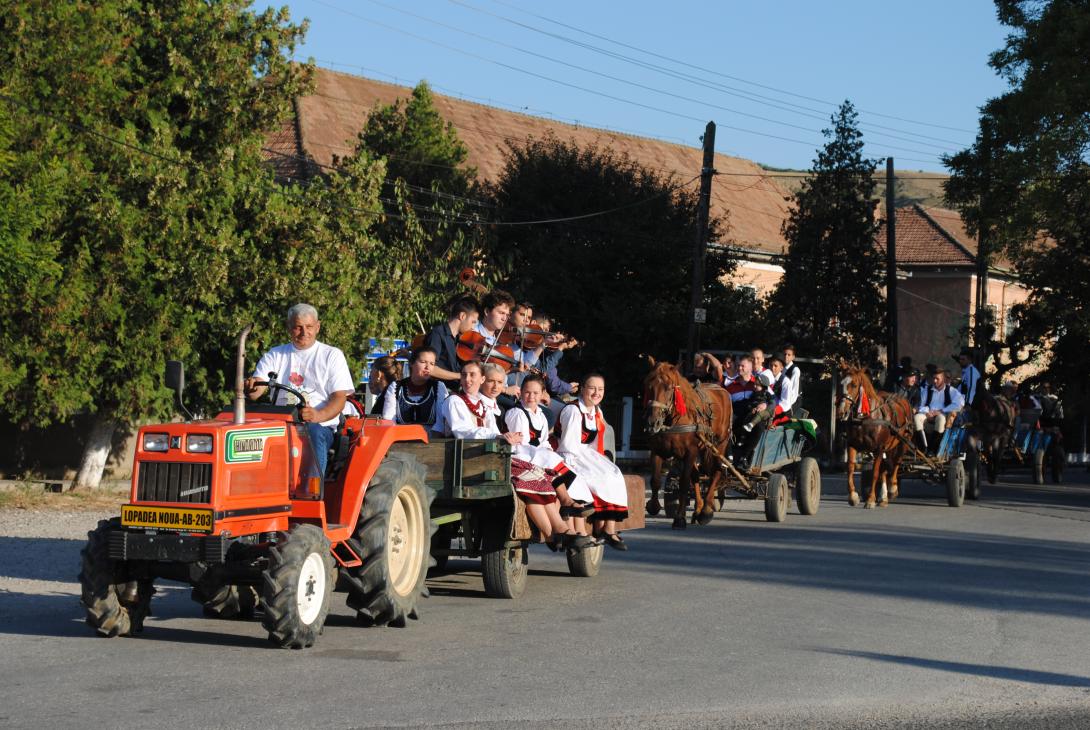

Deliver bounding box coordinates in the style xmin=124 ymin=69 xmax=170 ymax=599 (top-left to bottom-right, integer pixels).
xmin=674 ymin=386 xmax=688 ymax=416
xmin=858 ymin=387 xmax=870 ymax=417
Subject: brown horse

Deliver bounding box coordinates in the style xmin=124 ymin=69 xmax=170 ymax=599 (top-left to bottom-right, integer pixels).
xmin=643 ymin=359 xmax=733 ymax=529
xmin=970 ymin=389 xmax=1017 ymax=483
xmin=837 ymin=364 xmax=914 ymax=508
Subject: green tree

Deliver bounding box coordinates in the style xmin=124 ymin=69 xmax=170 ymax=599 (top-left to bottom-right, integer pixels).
xmin=0 ymin=1 xmax=315 ymax=487
xmin=355 ymin=82 xmax=498 ymax=331
xmin=486 ymin=133 xmax=736 ymax=396
xmin=944 ymin=0 xmax=1090 ymax=395
xmin=770 ymin=101 xmax=884 ymax=362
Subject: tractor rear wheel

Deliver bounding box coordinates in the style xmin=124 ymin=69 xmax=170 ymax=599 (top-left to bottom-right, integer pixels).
xmin=261 ymin=523 xmax=333 ymax=649
xmin=346 ymin=453 xmax=434 ymax=627
xmin=79 ymin=518 xmax=153 ymax=638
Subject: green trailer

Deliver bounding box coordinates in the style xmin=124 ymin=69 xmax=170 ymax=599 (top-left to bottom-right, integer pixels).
xmin=390 ymin=438 xmax=637 ymax=599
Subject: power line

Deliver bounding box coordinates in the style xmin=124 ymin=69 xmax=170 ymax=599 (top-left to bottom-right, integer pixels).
xmin=449 ymin=0 xmax=971 ymax=150
xmin=309 ymin=0 xmax=946 ymax=165
xmin=351 ymin=0 xmax=956 ymax=158
xmin=484 ymin=0 xmax=977 ymax=135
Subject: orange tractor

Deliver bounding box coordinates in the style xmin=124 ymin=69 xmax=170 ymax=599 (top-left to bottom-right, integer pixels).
xmin=78 ymin=328 xmax=435 ymax=648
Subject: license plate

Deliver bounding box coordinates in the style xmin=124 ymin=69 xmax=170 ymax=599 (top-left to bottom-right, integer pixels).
xmin=121 ymin=504 xmax=213 ymax=533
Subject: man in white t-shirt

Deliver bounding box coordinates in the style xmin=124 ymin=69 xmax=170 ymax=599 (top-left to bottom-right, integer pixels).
xmin=245 ymin=303 xmax=354 ymax=476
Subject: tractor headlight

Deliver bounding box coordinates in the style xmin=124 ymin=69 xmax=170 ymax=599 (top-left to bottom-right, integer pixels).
xmin=142 ymin=433 xmax=170 ymax=452
xmin=186 ymin=434 xmax=213 ymax=454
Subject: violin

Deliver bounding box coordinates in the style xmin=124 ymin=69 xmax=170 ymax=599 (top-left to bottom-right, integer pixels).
xmin=455 ymin=330 xmax=518 ymax=372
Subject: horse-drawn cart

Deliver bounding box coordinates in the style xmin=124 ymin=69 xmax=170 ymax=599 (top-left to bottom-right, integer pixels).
xmin=659 ymin=419 xmax=822 ymax=523
xmin=889 ymin=426 xmax=976 ymax=506
xmin=723 ymin=420 xmax=822 ymax=522
xmin=392 ymin=438 xmax=643 ymax=599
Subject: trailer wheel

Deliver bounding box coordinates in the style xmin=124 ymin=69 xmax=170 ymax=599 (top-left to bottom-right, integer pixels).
xmin=795 ymin=457 xmax=821 ymax=516
xmin=191 ymin=576 xmax=257 ymax=620
xmin=347 ymin=453 xmax=434 ymax=627
xmin=482 ymin=545 xmax=528 ymax=598
xmin=79 ymin=518 xmax=153 ymax=638
xmin=764 ymin=474 xmax=789 ymax=522
xmin=261 ymin=524 xmax=333 ymax=649
xmin=946 ymin=460 xmax=966 ymax=507
xmin=566 ymin=541 xmax=604 ymax=578
xmin=965 ymin=445 xmax=981 ymax=500
xmin=1032 ymin=448 xmax=1046 ymax=485
xmin=1049 ymin=444 xmax=1065 ymax=484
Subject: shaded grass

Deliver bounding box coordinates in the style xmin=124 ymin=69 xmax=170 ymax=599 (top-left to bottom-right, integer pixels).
xmin=0 ymin=483 xmax=127 ymax=511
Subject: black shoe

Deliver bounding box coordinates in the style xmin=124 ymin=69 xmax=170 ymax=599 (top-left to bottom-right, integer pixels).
xmin=602 ymin=533 xmax=628 ymax=551
xmin=560 ymin=501 xmax=595 ymax=519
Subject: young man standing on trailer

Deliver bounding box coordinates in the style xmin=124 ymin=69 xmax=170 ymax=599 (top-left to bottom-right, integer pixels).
xmin=424 ymin=295 xmax=480 ymax=385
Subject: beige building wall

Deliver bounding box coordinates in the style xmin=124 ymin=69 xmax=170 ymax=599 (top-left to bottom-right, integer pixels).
xmin=726 ymin=261 xmax=784 ymax=298
xmin=897 ymin=273 xmax=972 ymax=370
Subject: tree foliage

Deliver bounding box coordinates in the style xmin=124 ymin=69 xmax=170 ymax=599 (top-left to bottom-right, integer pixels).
xmin=770 ymin=101 xmax=884 ymax=362
xmin=355 ymin=82 xmax=500 ymax=331
xmin=944 ymin=0 xmax=1090 ymax=390
xmin=0 ymin=2 xmax=434 ymax=486
xmin=485 ymin=134 xmax=737 ymax=395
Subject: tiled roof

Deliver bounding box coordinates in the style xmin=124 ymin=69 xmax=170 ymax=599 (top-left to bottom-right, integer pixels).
xmin=266 ymin=67 xmax=794 ymax=255
xmin=876 ymin=204 xmax=976 ymax=267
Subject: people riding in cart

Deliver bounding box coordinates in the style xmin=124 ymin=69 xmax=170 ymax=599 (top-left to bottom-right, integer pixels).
xmin=244 ymin=303 xmax=354 ymax=477
xmin=913 ymin=369 xmax=965 ymax=455
xmin=381 ymin=346 xmax=448 ymax=429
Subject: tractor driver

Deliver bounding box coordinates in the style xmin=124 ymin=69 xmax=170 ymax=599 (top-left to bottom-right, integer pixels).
xmin=245 ymin=303 xmax=354 ymax=476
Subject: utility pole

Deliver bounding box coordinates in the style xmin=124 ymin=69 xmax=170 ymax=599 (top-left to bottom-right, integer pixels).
xmin=974 ymin=123 xmax=992 ymax=371
xmin=885 ymin=157 xmax=898 ymax=372
xmin=686 ymin=121 xmax=716 ymax=373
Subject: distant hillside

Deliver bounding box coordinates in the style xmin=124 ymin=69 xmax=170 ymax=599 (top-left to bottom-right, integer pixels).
xmin=758 ymin=165 xmax=949 ymax=208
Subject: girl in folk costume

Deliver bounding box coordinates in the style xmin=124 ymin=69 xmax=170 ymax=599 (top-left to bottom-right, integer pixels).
xmin=557 ymin=373 xmax=630 ymax=550
xmin=478 ymin=363 xmax=509 ymax=424
xmin=505 ymin=376 xmax=596 ymax=527
xmin=444 ymin=362 xmax=584 ymax=549
xmin=381 ymin=347 xmax=448 ymax=428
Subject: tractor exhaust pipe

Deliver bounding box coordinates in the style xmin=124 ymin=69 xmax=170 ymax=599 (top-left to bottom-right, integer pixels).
xmin=234 ymin=324 xmax=253 ymax=424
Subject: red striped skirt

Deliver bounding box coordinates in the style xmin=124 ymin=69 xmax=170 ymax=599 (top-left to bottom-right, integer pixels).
xmin=511 ymin=457 xmax=558 ymax=505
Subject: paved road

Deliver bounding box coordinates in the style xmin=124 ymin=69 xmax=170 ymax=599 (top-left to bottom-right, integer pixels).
xmin=1 ymin=466 xmax=1089 ymax=729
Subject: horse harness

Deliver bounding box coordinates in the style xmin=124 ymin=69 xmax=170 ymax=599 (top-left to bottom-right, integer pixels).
xmin=646 ymin=380 xmax=719 ymax=438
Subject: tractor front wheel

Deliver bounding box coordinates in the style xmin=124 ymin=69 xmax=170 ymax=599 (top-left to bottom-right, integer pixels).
xmin=79 ymin=518 xmax=153 ymax=638
xmin=347 ymin=453 xmax=434 ymax=627
xmin=261 ymin=524 xmax=333 ymax=649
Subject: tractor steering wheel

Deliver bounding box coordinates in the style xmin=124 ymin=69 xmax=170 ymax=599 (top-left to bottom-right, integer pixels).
xmin=262 ymin=381 xmax=309 ymax=421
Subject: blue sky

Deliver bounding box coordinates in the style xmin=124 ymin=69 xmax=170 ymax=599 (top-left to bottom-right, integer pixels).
xmin=278 ymin=1 xmax=1010 ymax=173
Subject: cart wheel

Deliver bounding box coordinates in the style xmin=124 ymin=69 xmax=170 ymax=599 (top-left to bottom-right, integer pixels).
xmin=946 ymin=460 xmax=966 ymax=507
xmin=482 ymin=545 xmax=527 ymax=599
xmin=764 ymin=474 xmax=788 ymax=522
xmin=1033 ymin=448 xmax=1046 ymax=485
xmin=1049 ymin=444 xmax=1065 ymax=484
xmin=795 ymin=457 xmax=821 ymax=516
xmin=566 ymin=541 xmax=604 ymax=578
xmin=965 ymin=446 xmax=981 ymax=500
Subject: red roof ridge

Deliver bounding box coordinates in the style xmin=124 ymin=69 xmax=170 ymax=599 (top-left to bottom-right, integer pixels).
xmin=912 ymin=203 xmax=977 ymax=262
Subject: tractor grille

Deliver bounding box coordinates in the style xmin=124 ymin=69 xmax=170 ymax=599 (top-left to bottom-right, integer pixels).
xmin=136 ymin=462 xmax=212 ymax=504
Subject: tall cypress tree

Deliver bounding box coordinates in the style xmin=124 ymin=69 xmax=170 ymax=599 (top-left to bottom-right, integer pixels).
xmin=770 ymin=101 xmax=883 ymax=362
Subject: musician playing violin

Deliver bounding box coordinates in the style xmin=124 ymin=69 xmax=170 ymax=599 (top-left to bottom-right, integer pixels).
xmin=474 ymin=289 xmax=522 ymax=398
xmin=424 ymin=295 xmax=479 ymax=384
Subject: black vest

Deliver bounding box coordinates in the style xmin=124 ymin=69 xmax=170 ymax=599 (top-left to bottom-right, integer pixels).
xmin=924 ymin=384 xmax=953 ymax=409
xmin=516 ymin=404 xmax=544 ymax=446
xmin=394 ymin=378 xmax=440 ymax=426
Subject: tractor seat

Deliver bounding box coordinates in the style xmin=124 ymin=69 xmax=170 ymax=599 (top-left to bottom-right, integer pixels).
xmin=324 ymin=416 xmax=354 ymax=481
